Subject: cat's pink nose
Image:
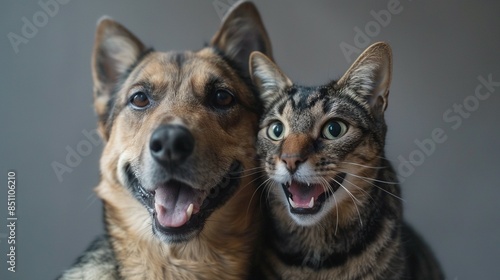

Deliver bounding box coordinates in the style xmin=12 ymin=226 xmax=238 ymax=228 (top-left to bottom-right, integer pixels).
xmin=281 ymin=154 xmax=306 ymax=174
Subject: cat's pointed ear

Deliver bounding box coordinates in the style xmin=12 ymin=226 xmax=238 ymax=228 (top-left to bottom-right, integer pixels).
xmin=211 ymin=1 xmax=273 ymax=77
xmin=250 ymin=51 xmax=292 ymax=108
xmin=337 ymin=42 xmax=392 ymax=115
xmin=92 ymin=17 xmax=147 ymax=139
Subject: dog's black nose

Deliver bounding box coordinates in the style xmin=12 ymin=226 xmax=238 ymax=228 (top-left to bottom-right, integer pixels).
xmin=150 ymin=125 xmax=195 ymax=167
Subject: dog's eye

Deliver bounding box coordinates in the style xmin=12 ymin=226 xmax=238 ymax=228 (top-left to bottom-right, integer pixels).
xmin=129 ymin=91 xmax=150 ymax=109
xmin=212 ymin=89 xmax=235 ymax=108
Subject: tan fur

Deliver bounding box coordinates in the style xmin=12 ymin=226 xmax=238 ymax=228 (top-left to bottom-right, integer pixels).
xmin=97 ymin=179 xmax=259 ymax=279
xmin=93 ymin=49 xmax=262 ymax=279
xmin=280 ymin=134 xmax=313 ymax=170
xmin=281 ymin=134 xmax=312 ymax=156
xmin=65 ymin=2 xmax=274 ymax=279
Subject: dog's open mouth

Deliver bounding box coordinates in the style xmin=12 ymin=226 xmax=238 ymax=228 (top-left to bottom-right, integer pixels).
xmin=282 ymin=173 xmax=346 ymax=215
xmin=127 ymin=161 xmax=242 ymax=242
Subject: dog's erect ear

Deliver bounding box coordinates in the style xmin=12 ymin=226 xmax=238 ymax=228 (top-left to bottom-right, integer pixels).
xmin=211 ymin=1 xmax=273 ymax=77
xmin=337 ymin=42 xmax=392 ymax=116
xmin=250 ymin=51 xmax=292 ymax=109
xmin=92 ymin=17 xmax=147 ymax=140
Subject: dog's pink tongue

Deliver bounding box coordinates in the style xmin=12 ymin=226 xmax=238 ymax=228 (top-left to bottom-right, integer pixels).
xmin=154 ymin=181 xmax=201 ymax=228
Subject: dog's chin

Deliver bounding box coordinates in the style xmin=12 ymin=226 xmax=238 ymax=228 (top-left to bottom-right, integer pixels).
xmin=280 ymin=173 xmax=346 ymax=227
xmin=125 ymin=161 xmax=243 ymax=243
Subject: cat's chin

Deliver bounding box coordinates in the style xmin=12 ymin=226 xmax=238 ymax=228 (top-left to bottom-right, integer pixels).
xmin=288 ymin=199 xmax=335 ymax=227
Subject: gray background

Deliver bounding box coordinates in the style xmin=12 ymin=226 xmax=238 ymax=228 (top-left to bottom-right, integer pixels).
xmin=1 ymin=1 xmax=499 ymax=279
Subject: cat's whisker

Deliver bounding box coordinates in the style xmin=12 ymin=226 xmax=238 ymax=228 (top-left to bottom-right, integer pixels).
xmin=331 ymin=177 xmax=362 ymax=204
xmin=247 ymin=174 xmax=269 ymax=193
xmin=236 ymin=172 xmax=267 ymax=192
xmin=338 ymin=170 xmax=399 ymax=185
xmin=234 ymin=172 xmax=263 ymax=179
xmin=265 ymin=180 xmax=276 ymax=204
xmin=318 ymin=177 xmax=331 ymax=196
xmin=342 ymin=161 xmax=386 ymax=170
xmin=354 ymin=175 xmax=405 ymax=202
xmin=318 ymin=177 xmax=339 ymax=235
xmin=374 ymin=155 xmax=399 ymax=162
xmin=341 ymin=176 xmax=373 ymax=201
xmin=244 ymin=166 xmax=267 ymax=172
xmin=334 ymin=170 xmax=404 ymax=201
xmin=236 ymin=166 xmax=267 ymax=177
xmin=332 ymin=177 xmax=363 ymax=227
xmin=241 ymin=178 xmax=270 ymax=221
xmin=248 ymin=177 xmax=273 ymax=216
xmin=332 ymin=192 xmax=339 ymax=236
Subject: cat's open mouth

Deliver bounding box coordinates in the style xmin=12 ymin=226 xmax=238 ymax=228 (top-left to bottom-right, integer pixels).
xmin=282 ymin=173 xmax=346 ymax=214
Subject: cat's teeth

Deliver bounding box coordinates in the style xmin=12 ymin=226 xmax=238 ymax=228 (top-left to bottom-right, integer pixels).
xmin=186 ymin=203 xmax=194 ymax=220
xmin=288 ymin=197 xmax=298 ymax=208
xmin=307 ymin=183 xmax=311 ymax=187
xmin=308 ymin=197 xmax=314 ymax=208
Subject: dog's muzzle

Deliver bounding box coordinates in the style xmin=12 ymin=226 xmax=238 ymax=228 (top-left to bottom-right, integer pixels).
xmin=125 ymin=124 xmax=243 ymax=243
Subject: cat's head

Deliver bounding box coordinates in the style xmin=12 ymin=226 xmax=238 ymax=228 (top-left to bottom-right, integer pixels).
xmin=251 ymin=42 xmax=392 ymax=226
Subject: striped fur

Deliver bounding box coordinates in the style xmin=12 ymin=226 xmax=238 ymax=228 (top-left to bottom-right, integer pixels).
xmin=250 ymin=43 xmax=443 ymax=279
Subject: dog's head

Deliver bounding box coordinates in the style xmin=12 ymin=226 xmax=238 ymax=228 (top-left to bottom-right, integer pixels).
xmin=92 ymin=2 xmax=272 ymax=243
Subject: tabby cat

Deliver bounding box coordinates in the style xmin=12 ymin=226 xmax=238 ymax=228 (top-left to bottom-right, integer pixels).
xmin=250 ymin=42 xmax=443 ymax=280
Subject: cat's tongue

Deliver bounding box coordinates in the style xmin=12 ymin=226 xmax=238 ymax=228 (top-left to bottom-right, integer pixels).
xmin=288 ymin=181 xmax=324 ymax=208
xmin=154 ymin=181 xmax=202 ymax=228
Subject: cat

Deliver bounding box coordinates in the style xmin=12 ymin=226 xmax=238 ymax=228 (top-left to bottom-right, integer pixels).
xmin=250 ymin=42 xmax=444 ymax=280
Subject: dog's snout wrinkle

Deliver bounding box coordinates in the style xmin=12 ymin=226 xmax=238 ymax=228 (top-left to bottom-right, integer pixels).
xmin=150 ymin=125 xmax=195 ymax=167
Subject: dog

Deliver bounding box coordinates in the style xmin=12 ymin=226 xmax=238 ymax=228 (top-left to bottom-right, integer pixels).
xmin=58 ymin=2 xmax=272 ymax=279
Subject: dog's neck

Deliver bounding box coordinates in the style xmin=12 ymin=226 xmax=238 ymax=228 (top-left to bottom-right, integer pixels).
xmin=96 ymin=178 xmax=260 ymax=280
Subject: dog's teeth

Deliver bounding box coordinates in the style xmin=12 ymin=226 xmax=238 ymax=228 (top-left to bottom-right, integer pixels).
xmin=308 ymin=197 xmax=314 ymax=208
xmin=186 ymin=203 xmax=194 ymax=220
xmin=307 ymin=183 xmax=311 ymax=187
xmin=288 ymin=197 xmax=298 ymax=208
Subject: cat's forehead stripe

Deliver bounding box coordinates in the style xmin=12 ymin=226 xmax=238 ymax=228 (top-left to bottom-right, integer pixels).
xmin=271 ymin=87 xmax=373 ymax=129
xmin=276 ymin=97 xmax=288 ymax=115
xmin=287 ymin=85 xmax=324 ymax=111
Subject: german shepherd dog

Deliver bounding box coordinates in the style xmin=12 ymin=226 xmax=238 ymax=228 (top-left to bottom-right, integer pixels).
xmin=59 ymin=2 xmax=272 ymax=279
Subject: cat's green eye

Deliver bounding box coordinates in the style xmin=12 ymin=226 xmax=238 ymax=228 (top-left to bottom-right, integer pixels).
xmin=322 ymin=120 xmax=348 ymax=140
xmin=267 ymin=121 xmax=285 ymax=141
